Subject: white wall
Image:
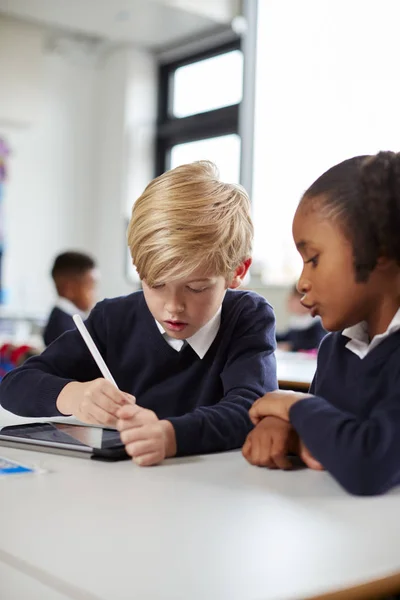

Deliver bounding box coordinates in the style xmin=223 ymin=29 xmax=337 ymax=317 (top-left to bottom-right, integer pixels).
xmin=0 ymin=19 xmax=157 ymax=315
xmin=1 ymin=37 xmax=99 ymax=316
xmin=93 ymin=46 xmax=157 ymax=299
xmin=0 ymin=18 xmax=43 ymax=126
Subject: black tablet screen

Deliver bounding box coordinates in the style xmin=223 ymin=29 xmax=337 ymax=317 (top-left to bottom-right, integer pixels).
xmin=0 ymin=422 xmax=122 ymax=449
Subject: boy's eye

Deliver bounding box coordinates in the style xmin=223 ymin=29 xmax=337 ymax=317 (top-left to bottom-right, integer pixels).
xmin=305 ymin=255 xmax=319 ymax=267
xmin=151 ymin=284 xmax=165 ymax=289
xmin=187 ymin=286 xmax=208 ymax=293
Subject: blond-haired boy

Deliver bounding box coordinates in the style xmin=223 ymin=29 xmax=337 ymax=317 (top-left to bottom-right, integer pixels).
xmin=0 ymin=162 xmax=277 ymax=465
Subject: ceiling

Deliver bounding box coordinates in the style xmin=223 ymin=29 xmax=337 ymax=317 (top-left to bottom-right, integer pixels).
xmin=0 ymin=0 xmax=241 ymax=49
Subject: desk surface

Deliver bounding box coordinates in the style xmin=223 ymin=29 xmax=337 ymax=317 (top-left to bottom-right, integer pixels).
xmin=1 ymin=409 xmax=400 ymax=600
xmin=276 ymin=351 xmax=317 ymax=390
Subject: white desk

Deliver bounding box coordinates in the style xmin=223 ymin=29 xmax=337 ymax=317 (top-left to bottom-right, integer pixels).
xmin=1 ymin=408 xmax=400 ymax=600
xmin=277 ymin=351 xmax=317 ymax=391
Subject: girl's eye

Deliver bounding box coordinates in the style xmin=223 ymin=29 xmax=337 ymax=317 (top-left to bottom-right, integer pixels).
xmin=306 ymin=255 xmax=319 ymax=267
xmin=151 ymin=284 xmax=165 ymax=289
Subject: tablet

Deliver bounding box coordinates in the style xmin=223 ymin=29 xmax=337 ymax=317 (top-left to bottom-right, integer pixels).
xmin=0 ymin=422 xmax=128 ymax=461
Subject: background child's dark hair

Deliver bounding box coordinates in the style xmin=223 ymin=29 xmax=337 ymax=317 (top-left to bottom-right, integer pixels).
xmin=51 ymin=251 xmax=96 ymax=280
xmin=300 ymin=151 xmax=400 ymax=282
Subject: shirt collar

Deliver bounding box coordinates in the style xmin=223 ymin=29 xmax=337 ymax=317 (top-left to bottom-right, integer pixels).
xmin=56 ymin=297 xmax=87 ymax=319
xmin=342 ymin=307 xmax=400 ymax=358
xmin=155 ymin=307 xmax=221 ymax=359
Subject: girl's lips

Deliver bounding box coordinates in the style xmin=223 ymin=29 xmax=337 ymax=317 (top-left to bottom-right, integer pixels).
xmin=164 ymin=320 xmax=188 ymax=332
xmin=310 ymin=306 xmax=319 ymax=317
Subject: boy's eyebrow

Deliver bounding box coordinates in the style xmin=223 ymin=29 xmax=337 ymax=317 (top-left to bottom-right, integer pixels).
xmin=186 ymin=278 xmax=214 ymax=283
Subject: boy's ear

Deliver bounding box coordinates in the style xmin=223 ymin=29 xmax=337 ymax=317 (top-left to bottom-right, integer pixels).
xmin=228 ymin=258 xmax=252 ymax=289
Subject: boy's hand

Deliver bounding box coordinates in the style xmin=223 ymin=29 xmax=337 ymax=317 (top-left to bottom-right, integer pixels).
xmin=242 ymin=416 xmax=295 ymax=469
xmin=249 ymin=390 xmax=312 ymax=424
xmin=56 ymin=379 xmax=135 ymax=427
xmin=117 ymin=404 xmax=177 ymax=466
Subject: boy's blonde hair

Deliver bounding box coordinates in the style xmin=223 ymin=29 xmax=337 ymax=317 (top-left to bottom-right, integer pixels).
xmin=127 ymin=161 xmax=253 ymax=285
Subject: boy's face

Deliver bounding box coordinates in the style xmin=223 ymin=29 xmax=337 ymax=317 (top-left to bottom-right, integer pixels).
xmin=293 ymin=205 xmax=378 ymax=332
xmin=69 ymin=269 xmax=98 ymax=312
xmin=142 ymin=261 xmax=251 ymax=340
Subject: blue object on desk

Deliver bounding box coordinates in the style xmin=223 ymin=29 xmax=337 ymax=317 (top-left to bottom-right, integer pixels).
xmin=0 ymin=457 xmax=35 ymax=476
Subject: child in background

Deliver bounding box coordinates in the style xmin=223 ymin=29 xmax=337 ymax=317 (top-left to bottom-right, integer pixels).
xmin=276 ymin=284 xmax=326 ymax=352
xmin=43 ymin=252 xmax=98 ymax=346
xmin=244 ymin=151 xmax=400 ymax=495
xmin=0 ymin=161 xmax=277 ymax=466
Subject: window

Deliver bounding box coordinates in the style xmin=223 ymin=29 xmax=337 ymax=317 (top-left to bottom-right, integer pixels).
xmin=252 ymin=0 xmax=400 ymax=284
xmin=170 ymin=134 xmax=241 ymax=183
xmin=172 ymin=50 xmax=243 ymax=118
xmin=156 ymin=40 xmax=242 ymax=182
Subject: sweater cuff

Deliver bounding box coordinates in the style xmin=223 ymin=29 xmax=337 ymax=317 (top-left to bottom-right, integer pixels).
xmin=165 ymin=414 xmax=200 ymax=456
xmin=289 ymin=395 xmax=326 ymax=431
xmin=28 ymin=378 xmax=75 ymax=417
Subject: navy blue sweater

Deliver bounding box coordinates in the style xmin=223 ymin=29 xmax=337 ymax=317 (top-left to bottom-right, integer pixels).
xmin=276 ymin=320 xmax=326 ymax=352
xmin=43 ymin=307 xmax=75 ymax=346
xmin=290 ymin=330 xmax=400 ymax=495
xmin=0 ymin=290 xmax=277 ymax=456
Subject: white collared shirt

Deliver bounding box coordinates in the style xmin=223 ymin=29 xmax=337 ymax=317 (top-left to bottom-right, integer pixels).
xmin=342 ymin=307 xmax=400 ymax=358
xmin=56 ymin=297 xmax=88 ymax=319
xmin=155 ymin=307 xmax=222 ymax=359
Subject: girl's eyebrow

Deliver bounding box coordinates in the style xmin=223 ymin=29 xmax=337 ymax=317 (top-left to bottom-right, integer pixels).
xmin=296 ymin=240 xmax=308 ymax=250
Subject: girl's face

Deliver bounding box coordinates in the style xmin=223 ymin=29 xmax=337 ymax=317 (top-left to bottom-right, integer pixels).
xmin=292 ymin=204 xmax=378 ymax=332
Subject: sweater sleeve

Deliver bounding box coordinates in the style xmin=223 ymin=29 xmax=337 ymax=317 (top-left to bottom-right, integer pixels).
xmin=290 ymin=346 xmax=400 ymax=496
xmin=167 ymin=298 xmax=277 ymax=455
xmin=0 ymin=304 xmax=107 ymax=417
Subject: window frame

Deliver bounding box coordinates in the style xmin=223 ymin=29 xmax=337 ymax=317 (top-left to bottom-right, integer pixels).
xmin=155 ymin=39 xmax=241 ymax=176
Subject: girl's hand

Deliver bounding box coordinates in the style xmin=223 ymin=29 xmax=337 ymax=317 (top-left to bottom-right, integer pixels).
xmin=249 ymin=390 xmax=312 ymax=424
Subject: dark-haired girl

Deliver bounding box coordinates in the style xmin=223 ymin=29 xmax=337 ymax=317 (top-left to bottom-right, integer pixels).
xmin=245 ymin=151 xmax=400 ymax=496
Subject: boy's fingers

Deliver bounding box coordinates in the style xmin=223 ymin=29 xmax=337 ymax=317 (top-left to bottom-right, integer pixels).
xmin=122 ymin=393 xmax=136 ymax=405
xmin=94 ymin=395 xmax=123 ymax=417
xmin=117 ymin=403 xmax=141 ymax=420
xmin=133 ymin=452 xmax=162 ymax=467
xmin=125 ymin=439 xmax=155 ymax=458
xmin=87 ymin=406 xmax=117 ymax=428
xmin=119 ymin=424 xmax=152 ymax=444
xmin=94 ymin=380 xmax=127 ymax=406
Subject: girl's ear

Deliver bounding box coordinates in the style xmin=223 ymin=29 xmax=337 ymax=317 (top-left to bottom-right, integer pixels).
xmin=228 ymin=258 xmax=252 ymax=289
xmin=376 ymin=256 xmax=396 ymax=271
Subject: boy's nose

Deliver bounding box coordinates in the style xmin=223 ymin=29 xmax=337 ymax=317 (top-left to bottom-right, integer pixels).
xmin=165 ymin=295 xmax=185 ymax=314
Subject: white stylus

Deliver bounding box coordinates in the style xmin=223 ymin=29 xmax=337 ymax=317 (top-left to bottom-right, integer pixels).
xmin=73 ymin=314 xmax=119 ymax=389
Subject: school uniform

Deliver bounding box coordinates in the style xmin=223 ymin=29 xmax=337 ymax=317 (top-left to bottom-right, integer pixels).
xmin=276 ymin=315 xmax=326 ymax=351
xmin=43 ymin=298 xmax=87 ymax=346
xmin=289 ymin=309 xmax=400 ymax=495
xmin=0 ymin=290 xmax=277 ymax=456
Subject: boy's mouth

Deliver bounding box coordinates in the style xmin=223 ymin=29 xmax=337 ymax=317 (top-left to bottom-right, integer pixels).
xmin=164 ymin=320 xmax=188 ymax=332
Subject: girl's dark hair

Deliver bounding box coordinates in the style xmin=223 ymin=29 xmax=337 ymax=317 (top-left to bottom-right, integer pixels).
xmin=302 ymin=151 xmax=400 ymax=282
